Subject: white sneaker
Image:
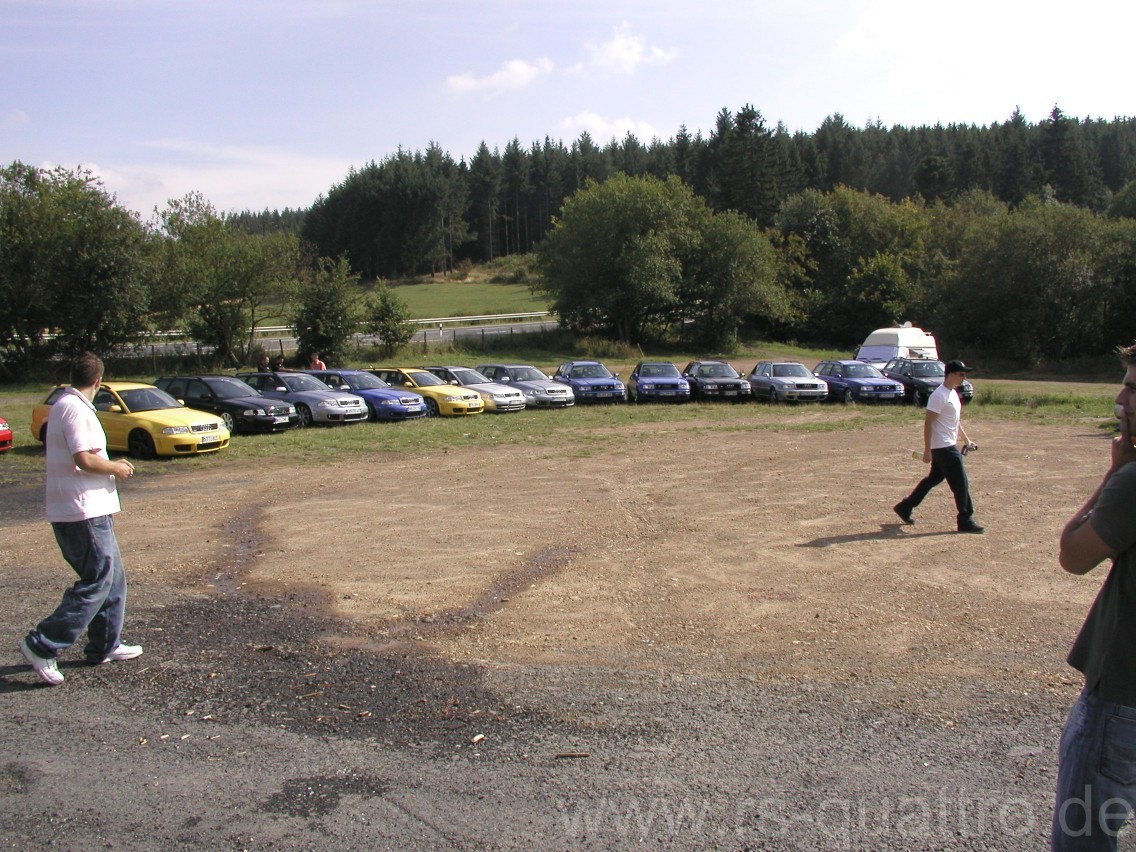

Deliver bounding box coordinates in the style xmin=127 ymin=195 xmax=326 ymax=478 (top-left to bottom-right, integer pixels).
xmin=18 ymin=638 xmax=64 ymax=686
xmin=100 ymin=643 xmax=143 ymax=664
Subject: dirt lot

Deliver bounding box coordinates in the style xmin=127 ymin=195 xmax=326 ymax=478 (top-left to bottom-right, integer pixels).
xmin=0 ymin=409 xmax=1124 ymax=849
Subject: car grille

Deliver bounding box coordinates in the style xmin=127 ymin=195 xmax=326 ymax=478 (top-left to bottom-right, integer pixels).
xmin=337 ymin=399 xmax=359 ymax=407
xmin=461 ymin=393 xmax=480 ymax=401
xmin=591 ymin=384 xmax=617 ymax=391
xmin=547 ymin=387 xmax=567 ymax=395
xmin=190 ymin=423 xmax=217 ymax=433
xmin=398 ymin=397 xmax=420 ymax=405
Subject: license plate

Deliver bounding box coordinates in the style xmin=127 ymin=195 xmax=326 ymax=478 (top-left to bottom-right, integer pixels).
xmin=725 ymin=390 xmax=737 ymax=396
xmin=199 ymin=434 xmax=219 ymax=444
xmin=659 ymin=391 xmax=675 ymax=396
xmin=408 ymin=405 xmax=423 ymax=411
xmin=273 ymin=416 xmax=290 ymax=424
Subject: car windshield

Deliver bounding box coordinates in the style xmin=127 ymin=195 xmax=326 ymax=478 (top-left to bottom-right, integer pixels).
xmin=407 ymin=371 xmax=445 ymax=387
xmin=696 ymin=363 xmax=738 ymax=378
xmin=342 ymin=373 xmax=387 ymax=390
xmin=772 ymin=364 xmax=810 ymax=378
xmin=639 ymin=363 xmax=680 ymax=378
xmin=208 ymin=377 xmax=259 ymax=398
xmin=118 ymin=387 xmax=181 ymax=412
xmin=910 ymin=361 xmax=946 ymax=377
xmin=570 ymin=364 xmax=612 ymax=379
xmin=509 ymin=367 xmax=546 ymax=382
xmin=281 ymin=373 xmax=329 ymax=392
xmin=450 ymin=368 xmax=490 ymax=384
xmin=844 ymin=364 xmax=884 ymax=379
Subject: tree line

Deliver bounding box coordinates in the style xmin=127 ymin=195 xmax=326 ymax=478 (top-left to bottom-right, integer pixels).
xmin=293 ymin=105 xmax=1136 ymax=280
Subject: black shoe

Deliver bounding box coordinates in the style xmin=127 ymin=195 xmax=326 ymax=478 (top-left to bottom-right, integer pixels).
xmin=957 ymin=522 xmax=985 ymax=534
xmin=893 ymin=503 xmax=914 ymax=525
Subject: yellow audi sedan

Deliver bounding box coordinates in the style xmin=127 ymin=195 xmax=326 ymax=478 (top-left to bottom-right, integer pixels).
xmin=366 ymin=368 xmax=484 ymax=417
xmin=31 ymin=381 xmax=230 ymax=459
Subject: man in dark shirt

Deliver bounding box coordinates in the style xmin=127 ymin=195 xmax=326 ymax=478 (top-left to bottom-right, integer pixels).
xmin=1052 ymin=343 xmax=1136 ymax=850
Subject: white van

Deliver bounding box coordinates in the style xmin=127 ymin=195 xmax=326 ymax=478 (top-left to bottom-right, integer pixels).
xmin=855 ymin=323 xmax=938 ymax=367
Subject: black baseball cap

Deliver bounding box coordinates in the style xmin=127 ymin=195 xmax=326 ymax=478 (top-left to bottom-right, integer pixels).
xmin=944 ymin=359 xmax=973 ymax=374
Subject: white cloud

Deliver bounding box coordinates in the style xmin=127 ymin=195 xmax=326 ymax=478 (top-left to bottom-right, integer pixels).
xmin=81 ymin=140 xmax=354 ymax=217
xmin=560 ymin=111 xmax=660 ymax=144
xmin=577 ymin=22 xmax=676 ymax=76
xmin=446 ymin=57 xmax=554 ymax=97
xmin=5 ymin=110 xmax=30 ymax=127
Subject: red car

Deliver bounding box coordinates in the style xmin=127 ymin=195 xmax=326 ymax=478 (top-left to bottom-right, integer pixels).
xmin=0 ymin=416 xmax=13 ymax=452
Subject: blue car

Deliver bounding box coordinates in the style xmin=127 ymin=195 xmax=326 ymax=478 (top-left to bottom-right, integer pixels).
xmin=306 ymin=369 xmax=427 ymax=421
xmin=552 ymin=360 xmax=626 ymax=403
xmin=627 ymin=361 xmax=690 ymax=403
xmin=813 ymin=360 xmax=904 ymax=404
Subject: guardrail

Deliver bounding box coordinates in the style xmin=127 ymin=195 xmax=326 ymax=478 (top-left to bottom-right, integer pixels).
xmin=251 ymin=311 xmax=552 ymax=337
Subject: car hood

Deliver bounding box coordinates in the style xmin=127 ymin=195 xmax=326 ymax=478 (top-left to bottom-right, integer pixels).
xmin=467 ymin=381 xmax=522 ymax=396
xmin=566 ymin=376 xmax=622 ymax=387
xmin=352 ymin=387 xmax=422 ymax=402
xmin=107 ymin=407 xmax=222 ymax=429
xmin=515 ymin=379 xmax=570 ymax=393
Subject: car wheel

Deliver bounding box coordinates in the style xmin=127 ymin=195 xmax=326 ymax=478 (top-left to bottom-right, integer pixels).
xmin=128 ymin=429 xmax=156 ymax=460
xmin=366 ymin=402 xmax=379 ymax=422
xmin=768 ymin=389 xmax=779 ymax=404
xmin=297 ymin=404 xmax=313 ymax=427
xmin=221 ymin=411 xmax=236 ymax=433
xmin=425 ymin=398 xmax=440 ymax=417
xmin=38 ymin=424 xmax=47 ymax=443
xmin=842 ymin=388 xmax=854 ymax=404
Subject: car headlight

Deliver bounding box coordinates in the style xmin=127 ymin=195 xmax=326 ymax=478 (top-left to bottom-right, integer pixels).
xmin=317 ymin=399 xmax=339 ymax=410
xmin=443 ymin=394 xmax=462 ymax=403
xmin=161 ymin=426 xmax=191 ymax=435
xmin=379 ymin=399 xmax=400 ymax=406
xmin=241 ymin=408 xmax=264 ymax=416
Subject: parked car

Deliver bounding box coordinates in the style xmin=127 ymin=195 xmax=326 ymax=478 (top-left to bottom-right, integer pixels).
xmin=306 ymin=369 xmax=427 ymax=421
xmin=236 ymin=371 xmax=367 ymax=427
xmin=681 ymin=360 xmax=752 ymax=401
xmin=475 ymin=363 xmax=575 ymax=408
xmin=154 ymin=375 xmax=299 ymax=434
xmin=881 ymin=358 xmax=974 ymax=406
xmin=747 ymin=361 xmax=828 ymax=403
xmin=420 ymin=365 xmax=526 ymax=413
xmin=551 ymin=360 xmax=626 ymax=403
xmin=627 ymin=362 xmax=690 ymax=403
xmin=366 ymin=368 xmax=484 ymax=417
xmin=31 ymin=381 xmax=230 ymax=459
xmin=0 ymin=416 xmax=12 ymax=452
xmin=813 ymin=360 xmax=905 ymax=404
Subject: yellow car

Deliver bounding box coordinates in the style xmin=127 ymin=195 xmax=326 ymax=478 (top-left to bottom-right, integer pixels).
xmin=366 ymin=368 xmax=484 ymax=417
xmin=31 ymin=381 xmax=230 ymax=459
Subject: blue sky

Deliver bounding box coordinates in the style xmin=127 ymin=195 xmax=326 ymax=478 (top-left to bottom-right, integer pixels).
xmin=3 ymin=0 xmax=1132 ymax=218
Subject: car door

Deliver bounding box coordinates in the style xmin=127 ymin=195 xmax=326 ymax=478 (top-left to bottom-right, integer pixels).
xmin=93 ymin=386 xmax=131 ymax=450
xmin=184 ymin=379 xmax=218 ymax=415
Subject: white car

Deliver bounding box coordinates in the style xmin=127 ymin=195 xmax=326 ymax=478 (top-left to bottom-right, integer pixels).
xmin=421 ymin=366 xmax=527 ymax=413
xmin=475 ymin=363 xmax=575 ymax=408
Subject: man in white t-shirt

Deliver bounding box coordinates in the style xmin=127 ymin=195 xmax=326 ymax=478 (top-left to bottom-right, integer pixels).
xmin=18 ymin=352 xmax=144 ymax=686
xmin=893 ymin=359 xmax=984 ymax=534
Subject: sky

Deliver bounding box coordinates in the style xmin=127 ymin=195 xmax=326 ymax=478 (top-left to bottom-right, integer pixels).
xmin=3 ymin=0 xmax=1133 ymax=219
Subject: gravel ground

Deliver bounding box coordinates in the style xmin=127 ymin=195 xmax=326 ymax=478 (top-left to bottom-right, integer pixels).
xmin=0 ymin=414 xmax=1126 ymax=850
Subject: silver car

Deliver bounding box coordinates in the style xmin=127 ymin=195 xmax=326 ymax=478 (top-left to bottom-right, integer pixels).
xmin=421 ymin=365 xmax=527 ymax=413
xmin=475 ymin=363 xmax=575 ymax=408
xmin=237 ymin=371 xmax=367 ymax=426
xmin=747 ymin=361 xmax=829 ymax=403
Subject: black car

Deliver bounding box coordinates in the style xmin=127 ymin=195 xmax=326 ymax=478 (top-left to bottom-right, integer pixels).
xmin=681 ymin=360 xmax=752 ymax=401
xmin=881 ymin=358 xmax=974 ymax=407
xmin=154 ymin=375 xmax=299 ymax=434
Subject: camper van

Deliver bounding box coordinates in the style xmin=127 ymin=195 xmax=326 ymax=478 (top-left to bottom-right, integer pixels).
xmin=855 ymin=323 xmax=938 ymax=367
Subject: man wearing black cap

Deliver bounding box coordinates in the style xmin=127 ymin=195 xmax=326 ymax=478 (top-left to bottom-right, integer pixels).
xmin=893 ymin=359 xmax=984 ymax=533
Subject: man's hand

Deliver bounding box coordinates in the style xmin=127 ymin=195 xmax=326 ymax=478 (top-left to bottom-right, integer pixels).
xmin=112 ymin=459 xmax=135 ymax=479
xmin=1111 ymin=434 xmax=1136 ymax=471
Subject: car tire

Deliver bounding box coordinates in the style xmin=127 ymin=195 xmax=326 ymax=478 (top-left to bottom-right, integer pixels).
xmin=128 ymin=429 xmax=156 ymax=460
xmin=425 ymin=398 xmax=440 ymax=417
xmin=221 ymin=411 xmax=236 ymax=433
xmin=842 ymin=388 xmax=854 ymax=404
xmin=366 ymin=402 xmax=379 ymax=422
xmin=38 ymin=424 xmax=47 ymax=443
xmin=297 ymin=404 xmax=313 ymax=427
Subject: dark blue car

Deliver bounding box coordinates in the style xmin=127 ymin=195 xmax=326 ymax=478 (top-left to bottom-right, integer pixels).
xmin=627 ymin=361 xmax=690 ymax=403
xmin=306 ymin=369 xmax=427 ymax=421
xmin=552 ymin=360 xmax=626 ymax=403
xmin=813 ymin=360 xmax=904 ymax=404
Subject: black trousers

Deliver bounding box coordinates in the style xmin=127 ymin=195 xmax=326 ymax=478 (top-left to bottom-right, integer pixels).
xmin=899 ymin=446 xmax=974 ymax=525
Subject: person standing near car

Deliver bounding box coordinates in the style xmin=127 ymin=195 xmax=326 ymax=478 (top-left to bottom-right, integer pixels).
xmin=893 ymin=359 xmax=984 ymax=533
xmin=17 ymin=352 xmax=143 ymax=686
xmin=309 ymin=351 xmax=326 ymax=370
xmin=1051 ymin=343 xmax=1136 ymax=850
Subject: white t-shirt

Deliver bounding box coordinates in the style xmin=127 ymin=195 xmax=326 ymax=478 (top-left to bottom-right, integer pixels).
xmin=44 ymin=388 xmax=121 ymax=522
xmin=926 ymin=383 xmax=962 ymax=450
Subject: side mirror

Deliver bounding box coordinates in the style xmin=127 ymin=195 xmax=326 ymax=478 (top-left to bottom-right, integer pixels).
xmin=498 ymin=376 xmax=510 ymax=382
xmin=108 ymin=404 xmax=123 ymax=413
xmin=275 ymin=386 xmax=287 ymax=392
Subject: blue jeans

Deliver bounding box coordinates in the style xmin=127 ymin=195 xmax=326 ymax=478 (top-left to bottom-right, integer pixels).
xmin=898 ymin=445 xmax=974 ymax=525
xmin=24 ymin=515 xmax=127 ymax=663
xmin=1052 ymin=686 xmax=1136 ymax=850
